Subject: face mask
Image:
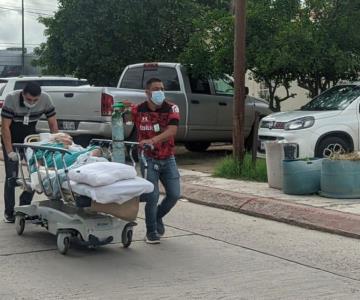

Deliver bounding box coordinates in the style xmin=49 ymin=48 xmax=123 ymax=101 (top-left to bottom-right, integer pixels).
xmin=151 ymin=91 xmax=165 ymax=106
xmin=24 ymin=101 xmax=37 ymax=109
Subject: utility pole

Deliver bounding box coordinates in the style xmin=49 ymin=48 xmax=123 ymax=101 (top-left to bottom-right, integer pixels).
xmin=22 ymin=0 xmax=25 ymax=75
xmin=233 ymin=0 xmax=247 ymax=161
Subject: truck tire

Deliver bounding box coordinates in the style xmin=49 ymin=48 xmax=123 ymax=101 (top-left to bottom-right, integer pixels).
xmin=184 ymin=142 xmax=211 ymax=152
xmin=315 ymin=136 xmax=351 ymax=158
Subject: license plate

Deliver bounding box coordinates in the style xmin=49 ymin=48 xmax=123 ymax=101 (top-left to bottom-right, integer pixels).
xmin=260 ymin=141 xmax=265 ymax=151
xmin=61 ymin=121 xmax=76 ymax=131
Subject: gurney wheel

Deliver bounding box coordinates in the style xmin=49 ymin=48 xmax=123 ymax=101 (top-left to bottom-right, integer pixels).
xmin=57 ymin=232 xmax=71 ymax=255
xmin=122 ymin=224 xmax=133 ymax=248
xmin=15 ymin=214 xmax=25 ymax=236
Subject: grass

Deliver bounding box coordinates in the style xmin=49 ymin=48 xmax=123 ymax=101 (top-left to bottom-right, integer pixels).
xmin=213 ymin=154 xmax=267 ymax=182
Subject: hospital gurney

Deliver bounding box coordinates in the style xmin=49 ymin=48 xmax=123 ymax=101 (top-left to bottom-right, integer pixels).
xmin=12 ymin=138 xmax=150 ymax=255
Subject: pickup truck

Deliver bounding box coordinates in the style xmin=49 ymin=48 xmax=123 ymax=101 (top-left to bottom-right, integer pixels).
xmin=38 ymin=63 xmax=272 ymax=151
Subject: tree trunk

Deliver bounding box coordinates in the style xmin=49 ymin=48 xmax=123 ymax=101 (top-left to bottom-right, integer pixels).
xmin=233 ymin=0 xmax=247 ymax=161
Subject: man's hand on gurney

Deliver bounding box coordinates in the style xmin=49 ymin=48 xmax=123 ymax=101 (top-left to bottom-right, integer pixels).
xmin=8 ymin=151 xmax=18 ymax=162
xmin=140 ymin=139 xmax=155 ymax=149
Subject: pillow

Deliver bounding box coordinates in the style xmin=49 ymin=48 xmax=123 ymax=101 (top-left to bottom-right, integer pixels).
xmin=68 ymin=162 xmax=137 ymax=187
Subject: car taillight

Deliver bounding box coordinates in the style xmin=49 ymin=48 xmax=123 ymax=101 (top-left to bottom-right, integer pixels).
xmin=144 ymin=63 xmax=158 ymax=70
xmin=101 ymin=93 xmax=114 ymax=116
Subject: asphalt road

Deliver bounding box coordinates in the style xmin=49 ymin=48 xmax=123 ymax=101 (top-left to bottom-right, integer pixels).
xmin=0 ymin=164 xmax=360 ymax=299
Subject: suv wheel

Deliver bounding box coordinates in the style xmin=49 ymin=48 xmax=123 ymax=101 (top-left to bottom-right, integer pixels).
xmin=315 ymin=136 xmax=350 ymax=158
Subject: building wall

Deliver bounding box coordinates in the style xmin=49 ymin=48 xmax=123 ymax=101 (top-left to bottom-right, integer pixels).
xmin=0 ymin=49 xmax=40 ymax=77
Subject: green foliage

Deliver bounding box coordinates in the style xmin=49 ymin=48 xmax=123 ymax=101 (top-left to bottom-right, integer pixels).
xmin=295 ymin=0 xmax=360 ymax=97
xmin=213 ymin=155 xmax=267 ymax=182
xmin=179 ymin=9 xmax=234 ymax=79
xmin=34 ymin=0 xmax=204 ymax=86
xmin=180 ymin=0 xmax=360 ymax=110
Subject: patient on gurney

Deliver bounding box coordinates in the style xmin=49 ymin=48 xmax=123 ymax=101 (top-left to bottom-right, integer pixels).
xmin=27 ymin=133 xmax=153 ymax=220
xmin=30 ymin=133 xmax=104 ymax=169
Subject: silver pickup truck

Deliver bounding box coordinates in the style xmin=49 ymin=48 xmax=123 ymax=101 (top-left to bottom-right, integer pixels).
xmin=38 ymin=63 xmax=272 ymax=151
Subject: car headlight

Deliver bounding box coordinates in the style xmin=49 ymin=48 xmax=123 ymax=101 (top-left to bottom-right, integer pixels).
xmin=285 ymin=117 xmax=315 ymax=130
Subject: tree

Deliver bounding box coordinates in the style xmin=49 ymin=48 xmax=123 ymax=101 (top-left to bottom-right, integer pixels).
xmin=180 ymin=0 xmax=302 ymax=111
xmin=246 ymin=0 xmax=301 ymax=111
xmin=295 ymin=0 xmax=360 ymax=97
xmin=34 ymin=0 xmax=203 ymax=86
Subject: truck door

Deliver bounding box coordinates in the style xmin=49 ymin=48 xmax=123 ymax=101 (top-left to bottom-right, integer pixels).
xmin=185 ymin=76 xmax=219 ymax=140
xmin=212 ymin=77 xmax=254 ymax=141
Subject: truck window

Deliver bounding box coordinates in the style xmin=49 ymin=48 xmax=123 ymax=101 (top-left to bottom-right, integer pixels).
xmin=120 ymin=67 xmax=143 ymax=89
xmin=190 ymin=78 xmax=211 ymax=95
xmin=143 ymin=67 xmax=180 ymax=91
xmin=14 ymin=80 xmax=89 ymax=90
xmin=213 ymin=78 xmax=234 ymax=96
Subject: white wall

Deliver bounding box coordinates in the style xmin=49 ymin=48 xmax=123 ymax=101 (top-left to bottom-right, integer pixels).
xmin=245 ymin=72 xmax=312 ymax=111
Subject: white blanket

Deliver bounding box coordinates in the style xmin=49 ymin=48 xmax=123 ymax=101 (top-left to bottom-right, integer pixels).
xmin=68 ymin=162 xmax=137 ymax=187
xmin=62 ymin=177 xmax=154 ymax=205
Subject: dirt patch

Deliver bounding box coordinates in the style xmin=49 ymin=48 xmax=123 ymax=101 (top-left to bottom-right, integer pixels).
xmin=175 ymin=144 xmax=232 ymax=174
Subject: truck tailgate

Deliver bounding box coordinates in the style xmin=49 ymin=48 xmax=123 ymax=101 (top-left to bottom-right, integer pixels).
xmin=43 ymin=86 xmax=105 ymax=122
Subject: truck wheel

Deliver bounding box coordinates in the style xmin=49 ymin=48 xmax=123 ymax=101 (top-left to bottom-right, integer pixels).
xmin=315 ymin=136 xmax=351 ymax=158
xmin=184 ymin=142 xmax=211 ymax=152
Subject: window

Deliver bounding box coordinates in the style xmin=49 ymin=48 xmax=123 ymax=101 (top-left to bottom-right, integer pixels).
xmin=14 ymin=79 xmax=89 ymax=90
xmin=301 ymin=85 xmax=360 ymax=111
xmin=143 ymin=67 xmax=180 ymax=91
xmin=190 ymin=77 xmax=211 ymax=94
xmin=213 ymin=78 xmax=234 ymax=96
xmin=120 ymin=67 xmax=143 ymax=89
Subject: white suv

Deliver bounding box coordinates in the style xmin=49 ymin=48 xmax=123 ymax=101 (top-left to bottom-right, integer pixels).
xmin=258 ymin=83 xmax=360 ymax=158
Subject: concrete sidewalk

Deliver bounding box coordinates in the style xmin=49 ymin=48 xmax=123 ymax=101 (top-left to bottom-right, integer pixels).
xmin=178 ymin=169 xmax=360 ymax=239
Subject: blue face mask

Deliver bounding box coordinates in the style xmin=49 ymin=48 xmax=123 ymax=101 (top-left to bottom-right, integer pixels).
xmin=151 ymin=91 xmax=165 ymax=106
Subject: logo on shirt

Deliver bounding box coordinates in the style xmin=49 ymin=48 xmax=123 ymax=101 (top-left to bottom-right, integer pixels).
xmin=141 ymin=116 xmax=149 ymax=122
xmin=139 ymin=125 xmax=153 ymax=131
xmin=172 ymin=105 xmax=179 ymax=113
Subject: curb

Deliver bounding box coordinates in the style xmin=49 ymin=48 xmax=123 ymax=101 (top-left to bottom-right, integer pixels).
xmin=180 ymin=182 xmax=360 ymax=239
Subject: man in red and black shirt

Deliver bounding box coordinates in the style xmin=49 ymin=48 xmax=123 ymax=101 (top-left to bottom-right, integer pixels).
xmin=130 ymin=78 xmax=180 ymax=244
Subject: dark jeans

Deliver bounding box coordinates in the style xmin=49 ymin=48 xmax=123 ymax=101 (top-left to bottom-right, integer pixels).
xmin=140 ymin=156 xmax=181 ymax=233
xmin=3 ymin=148 xmax=34 ymax=216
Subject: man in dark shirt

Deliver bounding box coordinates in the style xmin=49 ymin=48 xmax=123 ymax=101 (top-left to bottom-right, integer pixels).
xmin=130 ymin=78 xmax=181 ymax=244
xmin=1 ymin=82 xmax=58 ymax=223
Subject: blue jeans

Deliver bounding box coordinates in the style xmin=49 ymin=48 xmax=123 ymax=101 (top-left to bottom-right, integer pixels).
xmin=140 ymin=155 xmax=181 ymax=233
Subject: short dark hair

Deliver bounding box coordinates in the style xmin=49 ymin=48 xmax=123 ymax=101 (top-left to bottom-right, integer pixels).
xmin=146 ymin=78 xmax=162 ymax=89
xmin=23 ymin=82 xmax=41 ymax=96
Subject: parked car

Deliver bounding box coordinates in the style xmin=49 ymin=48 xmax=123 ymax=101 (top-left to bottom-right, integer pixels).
xmin=258 ymin=83 xmax=360 ymax=158
xmin=37 ymin=63 xmax=272 ymax=150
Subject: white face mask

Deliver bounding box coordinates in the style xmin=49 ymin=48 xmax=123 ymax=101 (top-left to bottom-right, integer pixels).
xmin=24 ymin=101 xmax=37 ymax=109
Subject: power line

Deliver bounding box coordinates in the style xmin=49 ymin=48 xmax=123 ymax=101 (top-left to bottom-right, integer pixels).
xmin=0 ymin=5 xmax=53 ymax=16
xmin=0 ymin=0 xmax=58 ymax=11
xmin=0 ymin=42 xmax=42 ymax=45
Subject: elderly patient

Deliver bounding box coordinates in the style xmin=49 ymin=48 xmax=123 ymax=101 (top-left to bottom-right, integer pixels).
xmin=31 ymin=133 xmax=103 ymax=169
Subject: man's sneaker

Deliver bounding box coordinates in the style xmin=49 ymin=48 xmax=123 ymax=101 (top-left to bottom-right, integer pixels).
xmin=157 ymin=218 xmax=165 ymax=237
xmin=3 ymin=213 xmax=15 ymax=223
xmin=144 ymin=232 xmax=160 ymax=244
